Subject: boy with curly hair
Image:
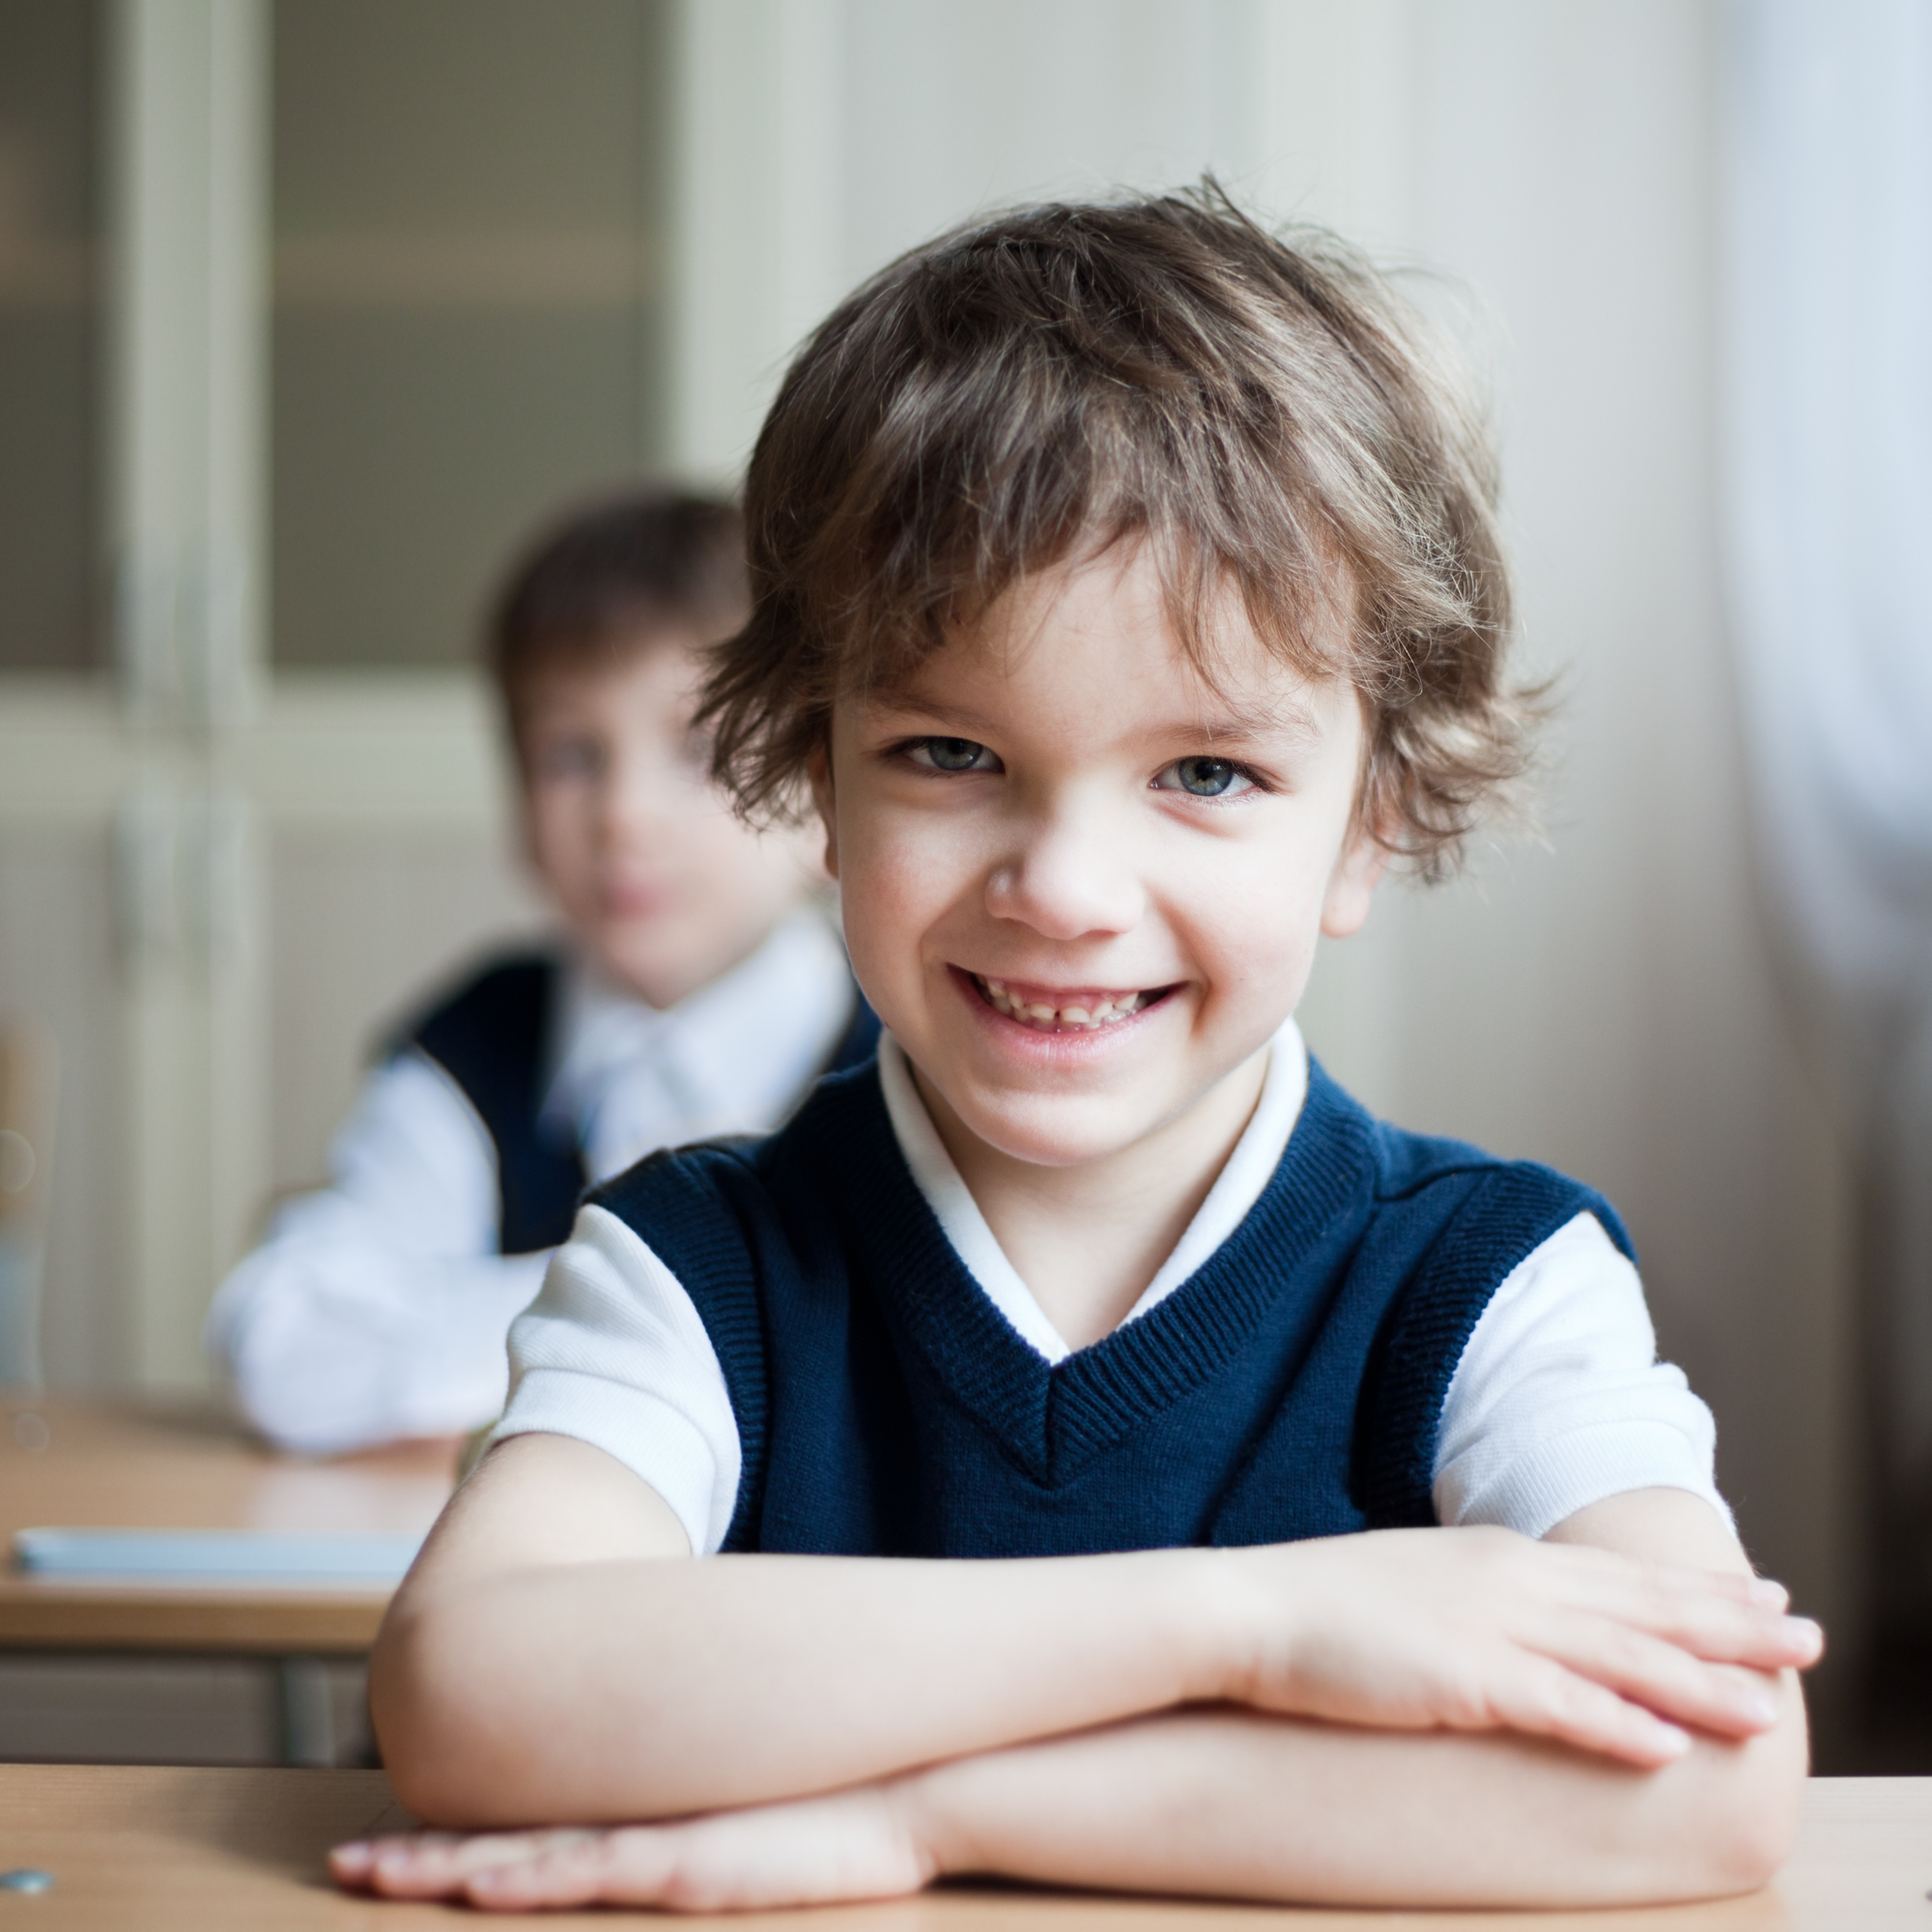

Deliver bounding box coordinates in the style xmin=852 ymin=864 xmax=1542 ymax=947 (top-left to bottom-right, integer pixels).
xmin=338 ymin=190 xmax=1820 ymax=1913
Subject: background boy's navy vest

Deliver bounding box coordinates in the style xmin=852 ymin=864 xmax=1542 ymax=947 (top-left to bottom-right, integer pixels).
xmin=399 ymin=951 xmax=878 ymax=1255
xmin=590 ymin=1059 xmax=1633 ymax=1553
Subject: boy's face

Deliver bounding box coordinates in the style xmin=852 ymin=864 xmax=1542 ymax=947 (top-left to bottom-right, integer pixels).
xmin=519 ymin=636 xmax=814 ymax=1009
xmin=815 ymin=545 xmax=1383 ymax=1171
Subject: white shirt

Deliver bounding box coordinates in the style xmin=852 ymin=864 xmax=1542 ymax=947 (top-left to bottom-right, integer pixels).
xmin=496 ymin=1020 xmax=1728 ymax=1553
xmin=208 ymin=910 xmax=857 ymax=1454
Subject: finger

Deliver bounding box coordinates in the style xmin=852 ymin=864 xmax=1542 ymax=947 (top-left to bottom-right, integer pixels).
xmin=1481 ymin=1653 xmax=1695 ymax=1769
xmin=357 ymin=1829 xmax=594 ymax=1899
xmin=1517 ymin=1536 xmax=1785 ymax=1612
xmin=327 ymin=1840 xmax=376 ymax=1889
xmin=1587 ymin=1555 xmax=1787 ymax=1610
xmin=1528 ymin=1553 xmax=1821 ymax=1669
xmin=1527 ymin=1616 xmax=1789 ymax=1740
xmin=1586 ymin=1581 xmax=1821 ymax=1673
xmin=336 ymin=1831 xmax=478 ymax=1898
xmin=1653 ymin=1589 xmax=1823 ymax=1669
xmin=467 ymin=1833 xmax=670 ymax=1913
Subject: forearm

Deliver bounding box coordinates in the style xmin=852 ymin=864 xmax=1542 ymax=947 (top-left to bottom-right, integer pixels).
xmin=349 ymin=1670 xmax=1809 ymax=1915
xmin=375 ymin=1544 xmax=1219 ymax=1827
xmin=911 ymin=1681 xmax=1808 ymax=1910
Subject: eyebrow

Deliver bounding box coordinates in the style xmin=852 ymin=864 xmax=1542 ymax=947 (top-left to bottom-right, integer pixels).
xmin=1188 ymin=699 xmax=1323 ymax=746
xmin=861 ymin=691 xmax=1009 ymax=739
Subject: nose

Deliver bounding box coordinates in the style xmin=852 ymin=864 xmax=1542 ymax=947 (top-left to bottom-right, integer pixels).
xmin=983 ymin=792 xmax=1146 ymax=940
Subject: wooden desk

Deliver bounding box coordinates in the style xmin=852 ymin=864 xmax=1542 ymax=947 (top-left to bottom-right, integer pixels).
xmin=0 ymin=1395 xmax=455 ymax=1655
xmin=0 ymin=1769 xmax=1923 ymax=1929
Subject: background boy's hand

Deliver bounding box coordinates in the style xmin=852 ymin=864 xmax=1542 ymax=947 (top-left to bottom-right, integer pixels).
xmin=1225 ymin=1524 xmax=1820 ymax=1767
xmin=330 ymin=1781 xmax=932 ymax=1915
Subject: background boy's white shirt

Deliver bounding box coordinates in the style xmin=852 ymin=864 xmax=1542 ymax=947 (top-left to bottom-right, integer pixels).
xmin=496 ymin=1021 xmax=1731 ymax=1555
xmin=208 ymin=910 xmax=854 ymax=1455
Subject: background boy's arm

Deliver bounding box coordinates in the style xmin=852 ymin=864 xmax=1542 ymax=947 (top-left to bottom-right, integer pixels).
xmin=370 ymin=1436 xmax=1813 ymax=1832
xmin=208 ymin=1053 xmax=545 ymax=1452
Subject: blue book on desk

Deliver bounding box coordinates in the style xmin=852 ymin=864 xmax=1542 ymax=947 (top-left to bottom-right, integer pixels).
xmin=12 ymin=1527 xmax=423 ymax=1583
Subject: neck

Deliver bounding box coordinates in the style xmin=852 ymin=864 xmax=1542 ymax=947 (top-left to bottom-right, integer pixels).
xmin=912 ymin=1050 xmax=1269 ymax=1352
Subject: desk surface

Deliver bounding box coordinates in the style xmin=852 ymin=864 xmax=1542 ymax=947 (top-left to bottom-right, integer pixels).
xmin=0 ymin=1768 xmax=1924 ymax=1929
xmin=0 ymin=1396 xmax=455 ymax=1653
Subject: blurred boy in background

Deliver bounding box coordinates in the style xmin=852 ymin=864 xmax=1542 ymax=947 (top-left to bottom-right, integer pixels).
xmin=211 ymin=492 xmax=869 ymax=1453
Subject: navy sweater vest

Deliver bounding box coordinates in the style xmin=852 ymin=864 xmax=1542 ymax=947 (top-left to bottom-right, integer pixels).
xmin=589 ymin=1057 xmax=1632 ymax=1556
xmin=401 ymin=951 xmax=878 ymax=1256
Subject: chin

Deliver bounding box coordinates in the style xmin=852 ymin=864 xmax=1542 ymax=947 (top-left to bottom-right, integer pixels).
xmin=953 ymin=1090 xmax=1151 ymax=1170
xmin=595 ymin=934 xmax=694 ymax=1007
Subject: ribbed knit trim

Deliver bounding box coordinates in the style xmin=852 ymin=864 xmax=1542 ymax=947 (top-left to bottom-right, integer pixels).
xmin=803 ymin=1061 xmax=1385 ymax=1485
xmin=1360 ymin=1167 xmax=1635 ymax=1526
xmin=586 ymin=1143 xmax=775 ymax=1548
xmin=596 ymin=1056 xmax=1629 ymax=1537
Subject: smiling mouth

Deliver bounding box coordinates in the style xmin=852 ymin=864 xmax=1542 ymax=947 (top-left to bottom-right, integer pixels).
xmin=970 ymin=973 xmax=1172 ymax=1034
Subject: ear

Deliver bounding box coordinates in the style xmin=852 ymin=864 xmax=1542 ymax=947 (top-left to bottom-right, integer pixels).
xmin=1320 ymin=818 xmax=1387 ymax=939
xmin=806 ymin=744 xmax=839 ymax=882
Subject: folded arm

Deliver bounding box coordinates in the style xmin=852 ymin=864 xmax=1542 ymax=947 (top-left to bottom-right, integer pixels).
xmin=364 ymin=1434 xmax=1814 ymax=1910
xmin=899 ymin=1490 xmax=1807 ymax=1913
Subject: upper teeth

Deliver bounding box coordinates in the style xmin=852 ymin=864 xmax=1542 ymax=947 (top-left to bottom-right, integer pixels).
xmin=978 ymin=977 xmax=1150 ymax=1030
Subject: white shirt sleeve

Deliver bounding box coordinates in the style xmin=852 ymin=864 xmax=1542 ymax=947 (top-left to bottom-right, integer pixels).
xmin=206 ymin=1050 xmax=551 ymax=1455
xmin=1433 ymin=1211 xmax=1731 ymax=1538
xmin=482 ymin=1205 xmax=1728 ymax=1559
xmin=491 ymin=1205 xmax=742 ymax=1556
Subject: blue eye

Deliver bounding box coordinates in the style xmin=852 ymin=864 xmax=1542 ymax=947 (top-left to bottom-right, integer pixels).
xmin=908 ymin=737 xmax=997 ymax=773
xmin=1157 ymin=756 xmax=1253 ymax=798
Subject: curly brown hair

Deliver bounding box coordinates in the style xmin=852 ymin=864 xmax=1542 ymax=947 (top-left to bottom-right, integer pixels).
xmin=700 ymin=184 xmax=1533 ymax=878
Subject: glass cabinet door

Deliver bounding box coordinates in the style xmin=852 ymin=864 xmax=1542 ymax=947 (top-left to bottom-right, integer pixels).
xmin=271 ymin=0 xmax=670 ymax=668
xmin=0 ymin=0 xmax=101 ymax=671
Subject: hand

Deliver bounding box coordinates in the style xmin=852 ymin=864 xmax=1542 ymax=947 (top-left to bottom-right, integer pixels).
xmin=329 ymin=1781 xmax=934 ymax=1915
xmin=1220 ymin=1527 xmax=1822 ymax=1768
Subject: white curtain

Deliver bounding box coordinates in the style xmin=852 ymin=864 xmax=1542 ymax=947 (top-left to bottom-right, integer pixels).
xmin=1723 ymin=0 xmax=1932 ymax=1590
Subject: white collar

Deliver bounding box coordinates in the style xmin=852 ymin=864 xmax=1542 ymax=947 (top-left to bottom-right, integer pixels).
xmin=541 ymin=908 xmax=854 ymax=1160
xmin=877 ymin=1016 xmax=1310 ymax=1364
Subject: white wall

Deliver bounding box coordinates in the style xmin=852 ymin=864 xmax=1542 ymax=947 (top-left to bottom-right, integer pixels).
xmin=668 ymin=0 xmax=1859 ymax=1713
xmin=1352 ymin=0 xmax=1857 ymax=1677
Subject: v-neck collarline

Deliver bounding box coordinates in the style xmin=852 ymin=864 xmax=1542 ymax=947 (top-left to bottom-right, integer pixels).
xmin=834 ymin=1054 xmax=1377 ymax=1483
xmin=875 ymin=1021 xmax=1311 ymax=1364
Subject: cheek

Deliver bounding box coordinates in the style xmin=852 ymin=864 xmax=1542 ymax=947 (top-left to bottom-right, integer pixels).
xmin=835 ymin=800 xmax=976 ymax=967
xmin=526 ymin=774 xmax=622 ymax=885
xmin=1167 ymin=834 xmax=1332 ymax=1000
xmin=524 ymin=785 xmax=582 ymax=871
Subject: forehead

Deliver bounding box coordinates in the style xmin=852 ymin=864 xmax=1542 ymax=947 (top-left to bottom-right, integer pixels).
xmin=873 ymin=546 xmax=1349 ymax=742
xmin=517 ymin=627 xmax=706 ymax=716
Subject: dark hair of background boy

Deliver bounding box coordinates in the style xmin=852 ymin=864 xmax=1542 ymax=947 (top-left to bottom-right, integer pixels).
xmin=487 ymin=490 xmax=748 ymax=758
xmin=700 ymin=183 xmax=1537 ymax=880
